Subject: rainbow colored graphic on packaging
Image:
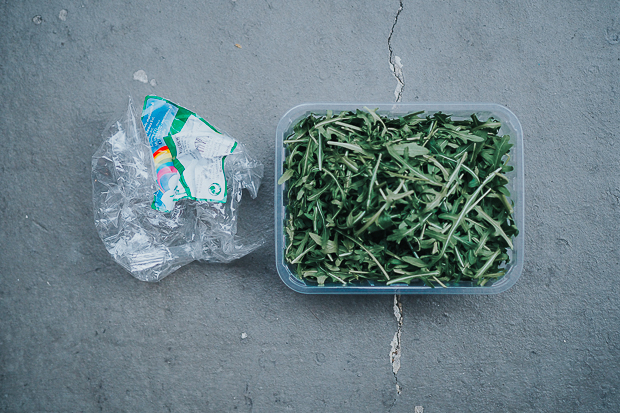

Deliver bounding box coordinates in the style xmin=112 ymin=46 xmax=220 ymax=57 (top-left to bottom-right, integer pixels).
xmin=152 ymin=146 xmax=177 ymax=192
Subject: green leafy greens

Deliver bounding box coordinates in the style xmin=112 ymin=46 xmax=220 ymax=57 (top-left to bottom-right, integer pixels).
xmin=280 ymin=108 xmax=518 ymax=288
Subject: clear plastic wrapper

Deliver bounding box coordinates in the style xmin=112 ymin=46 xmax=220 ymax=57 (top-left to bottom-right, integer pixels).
xmin=92 ymin=97 xmax=264 ymax=281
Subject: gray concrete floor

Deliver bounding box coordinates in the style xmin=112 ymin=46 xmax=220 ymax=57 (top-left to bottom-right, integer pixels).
xmin=1 ymin=0 xmax=619 ymax=411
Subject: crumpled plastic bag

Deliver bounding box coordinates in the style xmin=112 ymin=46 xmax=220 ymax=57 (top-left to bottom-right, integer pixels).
xmin=92 ymin=97 xmax=264 ymax=281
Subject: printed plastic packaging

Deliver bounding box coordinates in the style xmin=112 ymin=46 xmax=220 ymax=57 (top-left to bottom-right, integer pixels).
xmin=92 ymin=96 xmax=264 ymax=282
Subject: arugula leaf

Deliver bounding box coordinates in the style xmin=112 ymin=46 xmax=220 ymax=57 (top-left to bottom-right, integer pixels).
xmin=278 ymin=169 xmax=295 ymax=185
xmin=491 ymin=136 xmax=512 ymax=169
xmin=389 ymin=142 xmax=430 ymax=157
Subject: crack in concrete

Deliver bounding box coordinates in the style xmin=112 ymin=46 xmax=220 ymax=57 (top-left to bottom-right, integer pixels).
xmin=389 ymin=294 xmax=403 ymax=395
xmin=388 ymin=0 xmax=404 ymax=102
xmin=388 ymin=1 xmax=405 ymax=402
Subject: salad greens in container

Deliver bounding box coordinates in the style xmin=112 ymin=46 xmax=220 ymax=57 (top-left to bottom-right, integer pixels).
xmin=275 ymin=103 xmax=523 ymax=294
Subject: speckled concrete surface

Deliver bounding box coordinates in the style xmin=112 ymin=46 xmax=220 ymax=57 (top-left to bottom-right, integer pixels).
xmin=1 ymin=1 xmax=619 ymax=411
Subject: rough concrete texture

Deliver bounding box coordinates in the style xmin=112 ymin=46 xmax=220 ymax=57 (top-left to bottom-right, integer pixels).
xmin=0 ymin=0 xmax=619 ymax=411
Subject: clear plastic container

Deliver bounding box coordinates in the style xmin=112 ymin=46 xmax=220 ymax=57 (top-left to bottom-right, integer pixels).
xmin=275 ymin=103 xmax=524 ymax=294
